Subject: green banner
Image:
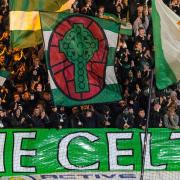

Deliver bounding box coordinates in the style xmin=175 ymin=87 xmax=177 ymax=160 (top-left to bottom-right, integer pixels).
xmin=0 ymin=128 xmax=180 ymax=176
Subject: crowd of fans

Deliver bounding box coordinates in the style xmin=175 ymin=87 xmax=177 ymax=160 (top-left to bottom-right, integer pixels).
xmin=0 ymin=0 xmax=180 ymax=129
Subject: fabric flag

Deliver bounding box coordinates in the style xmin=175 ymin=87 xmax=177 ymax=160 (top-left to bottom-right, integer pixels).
xmin=152 ymin=0 xmax=180 ymax=89
xmin=0 ymin=70 xmax=9 ymax=86
xmin=40 ymin=12 xmax=121 ymax=106
xmin=104 ymin=13 xmax=132 ymax=36
xmin=9 ymin=0 xmax=75 ymax=48
xmin=120 ymin=22 xmax=132 ymax=36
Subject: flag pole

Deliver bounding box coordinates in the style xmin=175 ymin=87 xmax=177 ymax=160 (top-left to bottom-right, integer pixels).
xmin=140 ymin=69 xmax=154 ymax=180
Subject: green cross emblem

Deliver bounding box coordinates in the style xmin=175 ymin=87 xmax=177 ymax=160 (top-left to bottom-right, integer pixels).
xmin=59 ymin=24 xmax=98 ymax=93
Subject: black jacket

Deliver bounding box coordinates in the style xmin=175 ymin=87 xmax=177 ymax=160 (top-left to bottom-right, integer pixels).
xmin=50 ymin=111 xmax=69 ymax=128
xmin=69 ymin=113 xmax=84 ymax=128
xmin=149 ymin=110 xmax=163 ymax=128
xmin=134 ymin=116 xmax=147 ymax=128
xmin=116 ymin=113 xmax=134 ymax=128
xmin=31 ymin=115 xmax=50 ymax=128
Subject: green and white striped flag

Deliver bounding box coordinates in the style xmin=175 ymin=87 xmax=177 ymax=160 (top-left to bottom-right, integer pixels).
xmin=9 ymin=0 xmax=75 ymax=48
xmin=152 ymin=0 xmax=180 ymax=89
xmin=104 ymin=13 xmax=132 ymax=36
xmin=40 ymin=12 xmax=121 ymax=106
xmin=0 ymin=70 xmax=9 ymax=86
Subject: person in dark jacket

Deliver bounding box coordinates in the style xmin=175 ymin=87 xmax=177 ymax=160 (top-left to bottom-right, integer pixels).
xmin=81 ymin=105 xmax=104 ymax=128
xmin=0 ymin=106 xmax=8 ymax=128
xmin=116 ymin=107 xmax=135 ymax=129
xmin=101 ymin=105 xmax=112 ymax=128
xmin=134 ymin=108 xmax=147 ymax=129
xmin=9 ymin=106 xmax=31 ymax=128
xmin=21 ymin=91 xmax=34 ymax=114
xmin=50 ymin=106 xmax=69 ymax=129
xmin=149 ymin=101 xmax=163 ymax=128
xmin=31 ymin=107 xmax=50 ymax=128
xmin=135 ymin=27 xmax=148 ymax=51
xmin=69 ymin=106 xmax=84 ymax=128
xmin=9 ymin=92 xmax=23 ymax=112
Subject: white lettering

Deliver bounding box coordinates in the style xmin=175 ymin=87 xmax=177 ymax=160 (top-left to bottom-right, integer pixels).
xmin=58 ymin=132 xmax=99 ymax=170
xmin=0 ymin=133 xmax=6 ymax=172
xmin=141 ymin=133 xmax=166 ymax=170
xmin=170 ymin=133 xmax=180 ymax=140
xmin=13 ymin=132 xmax=36 ymax=172
xmin=107 ymin=133 xmax=134 ymax=170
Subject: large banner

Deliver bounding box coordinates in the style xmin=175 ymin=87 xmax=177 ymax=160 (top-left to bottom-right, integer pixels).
xmin=41 ymin=12 xmax=121 ymax=106
xmin=0 ymin=128 xmax=180 ymax=177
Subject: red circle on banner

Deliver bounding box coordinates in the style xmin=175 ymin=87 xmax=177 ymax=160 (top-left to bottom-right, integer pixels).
xmin=48 ymin=15 xmax=108 ymax=101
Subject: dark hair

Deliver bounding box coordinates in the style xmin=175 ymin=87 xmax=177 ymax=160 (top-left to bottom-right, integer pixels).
xmin=138 ymin=108 xmax=145 ymax=112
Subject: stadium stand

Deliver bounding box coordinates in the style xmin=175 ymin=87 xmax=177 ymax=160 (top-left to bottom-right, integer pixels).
xmin=0 ymin=0 xmax=180 ymax=130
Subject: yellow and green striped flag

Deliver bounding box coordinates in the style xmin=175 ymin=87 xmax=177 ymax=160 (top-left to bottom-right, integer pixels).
xmin=9 ymin=0 xmax=75 ymax=48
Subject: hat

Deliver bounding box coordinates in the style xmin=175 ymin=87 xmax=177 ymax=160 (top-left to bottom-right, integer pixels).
xmin=138 ymin=108 xmax=145 ymax=112
xmin=152 ymin=97 xmax=160 ymax=105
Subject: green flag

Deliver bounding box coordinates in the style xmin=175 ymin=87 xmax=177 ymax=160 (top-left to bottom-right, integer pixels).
xmin=104 ymin=13 xmax=132 ymax=36
xmin=152 ymin=0 xmax=180 ymax=89
xmin=41 ymin=12 xmax=121 ymax=106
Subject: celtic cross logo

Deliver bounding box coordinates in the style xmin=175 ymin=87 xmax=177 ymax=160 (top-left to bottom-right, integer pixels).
xmin=49 ymin=15 xmax=108 ymax=101
xmin=59 ymin=24 xmax=98 ymax=93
